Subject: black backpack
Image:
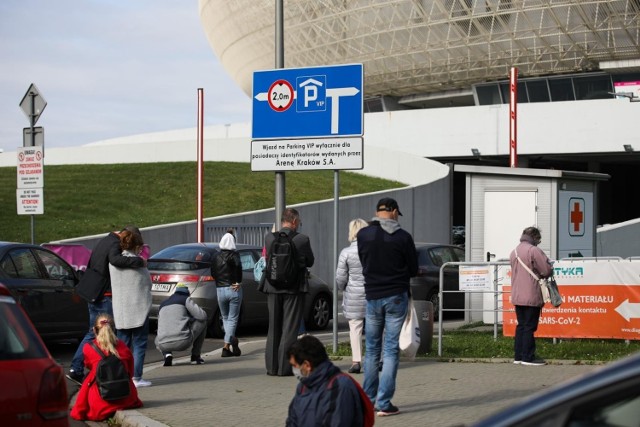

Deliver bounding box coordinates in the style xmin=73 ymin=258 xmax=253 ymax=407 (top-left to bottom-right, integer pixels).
xmin=89 ymin=342 xmax=131 ymax=401
xmin=265 ymin=231 xmax=300 ymax=289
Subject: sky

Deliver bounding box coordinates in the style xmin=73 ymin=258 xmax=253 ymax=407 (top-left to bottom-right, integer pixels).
xmin=0 ymin=0 xmax=252 ymax=152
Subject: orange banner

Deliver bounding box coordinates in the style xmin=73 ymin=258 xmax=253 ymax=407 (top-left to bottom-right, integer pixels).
xmin=503 ymin=284 xmax=640 ymax=340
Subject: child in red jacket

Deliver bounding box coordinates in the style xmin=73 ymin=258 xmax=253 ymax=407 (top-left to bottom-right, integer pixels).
xmin=71 ymin=313 xmax=142 ymax=421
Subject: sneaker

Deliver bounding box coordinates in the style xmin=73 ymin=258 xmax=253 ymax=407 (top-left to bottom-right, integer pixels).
xmin=221 ymin=348 xmax=233 ymax=358
xmin=231 ymin=337 xmax=241 ymax=357
xmin=513 ymin=360 xmax=522 ymax=365
xmin=190 ymin=355 xmax=205 ymax=365
xmin=348 ymin=363 xmax=361 ymax=374
xmin=163 ymin=353 xmax=173 ymax=367
xmin=377 ymin=404 xmax=400 ymax=417
xmin=521 ymin=359 xmax=547 ymax=366
xmin=65 ymin=369 xmax=84 ymax=385
xmin=133 ymin=378 xmax=152 ymax=388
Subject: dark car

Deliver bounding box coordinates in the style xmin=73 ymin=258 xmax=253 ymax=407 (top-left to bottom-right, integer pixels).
xmin=0 ymin=242 xmax=88 ymax=341
xmin=470 ymin=351 xmax=640 ymax=427
xmin=411 ymin=243 xmax=465 ymax=321
xmin=0 ymin=284 xmax=70 ymax=427
xmin=147 ymin=243 xmax=333 ymax=338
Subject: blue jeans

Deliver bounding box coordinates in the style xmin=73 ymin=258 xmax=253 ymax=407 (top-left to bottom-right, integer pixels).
xmin=117 ymin=318 xmax=149 ymax=379
xmin=363 ymin=291 xmax=408 ymax=410
xmin=217 ymin=286 xmax=243 ymax=344
xmin=70 ymin=297 xmax=113 ymax=373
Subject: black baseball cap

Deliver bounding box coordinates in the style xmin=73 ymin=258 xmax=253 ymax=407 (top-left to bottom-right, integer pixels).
xmin=376 ymin=197 xmax=403 ymax=216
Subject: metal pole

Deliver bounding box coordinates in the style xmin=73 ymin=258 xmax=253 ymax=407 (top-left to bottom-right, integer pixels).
xmin=197 ymin=88 xmax=204 ymax=242
xmin=30 ymin=92 xmax=36 ymax=244
xmin=332 ymin=170 xmax=339 ymax=353
xmin=274 ymin=0 xmax=285 ymax=224
xmin=509 ymin=67 xmax=518 ymax=168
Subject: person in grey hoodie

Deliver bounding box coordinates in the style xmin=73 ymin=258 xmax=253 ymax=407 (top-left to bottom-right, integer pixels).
xmin=509 ymin=226 xmax=553 ymax=366
xmin=155 ymin=283 xmax=208 ymax=366
xmin=357 ymin=197 xmax=418 ymax=417
xmin=335 ymin=218 xmax=369 ymax=374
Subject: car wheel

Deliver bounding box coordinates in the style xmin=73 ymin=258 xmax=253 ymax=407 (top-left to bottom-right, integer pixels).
xmin=427 ymin=290 xmax=440 ymax=322
xmin=208 ymin=308 xmax=224 ymax=338
xmin=307 ymin=293 xmax=331 ymax=330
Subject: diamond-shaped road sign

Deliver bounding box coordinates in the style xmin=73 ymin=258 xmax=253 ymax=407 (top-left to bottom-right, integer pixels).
xmin=20 ymin=83 xmax=47 ymax=126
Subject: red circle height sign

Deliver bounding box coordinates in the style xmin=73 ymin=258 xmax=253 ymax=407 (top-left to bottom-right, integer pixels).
xmin=267 ymin=79 xmax=294 ymax=112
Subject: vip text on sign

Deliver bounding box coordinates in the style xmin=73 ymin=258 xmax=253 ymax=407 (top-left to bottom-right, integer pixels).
xmin=252 ymin=64 xmax=363 ymax=140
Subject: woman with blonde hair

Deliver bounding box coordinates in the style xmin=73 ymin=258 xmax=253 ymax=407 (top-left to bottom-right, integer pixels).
xmin=71 ymin=313 xmax=142 ymax=421
xmin=335 ymin=218 xmax=369 ymax=374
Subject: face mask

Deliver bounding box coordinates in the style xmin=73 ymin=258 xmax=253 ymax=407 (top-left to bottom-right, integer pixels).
xmin=292 ymin=366 xmax=304 ymax=381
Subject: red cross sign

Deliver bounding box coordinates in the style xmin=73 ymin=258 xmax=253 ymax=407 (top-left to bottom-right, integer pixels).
xmin=569 ymin=198 xmax=585 ymax=236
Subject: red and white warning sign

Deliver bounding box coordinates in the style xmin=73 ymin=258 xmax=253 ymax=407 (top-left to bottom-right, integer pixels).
xmin=17 ymin=146 xmax=44 ymax=189
xmin=267 ymin=79 xmax=294 ymax=112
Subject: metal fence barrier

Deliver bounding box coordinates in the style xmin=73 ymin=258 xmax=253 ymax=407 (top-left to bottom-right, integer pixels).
xmin=437 ymin=261 xmax=511 ymax=356
xmin=205 ymin=223 xmax=274 ymax=246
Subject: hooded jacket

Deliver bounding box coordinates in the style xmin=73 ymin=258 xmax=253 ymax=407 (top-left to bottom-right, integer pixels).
xmin=356 ymin=218 xmax=418 ymax=301
xmin=212 ymin=233 xmax=242 ymax=287
xmin=509 ymin=233 xmax=553 ymax=307
xmin=286 ymin=360 xmax=363 ymax=427
xmin=155 ymin=288 xmax=208 ymax=349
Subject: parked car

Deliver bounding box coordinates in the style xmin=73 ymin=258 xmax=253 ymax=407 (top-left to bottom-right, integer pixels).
xmin=0 ymin=284 xmax=70 ymax=427
xmin=411 ymin=243 xmax=465 ymax=321
xmin=0 ymin=242 xmax=88 ymax=341
xmin=147 ymin=243 xmax=333 ymax=338
xmin=470 ymin=351 xmax=640 ymax=427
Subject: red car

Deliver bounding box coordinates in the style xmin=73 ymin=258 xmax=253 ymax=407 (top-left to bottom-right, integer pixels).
xmin=0 ymin=284 xmax=69 ymax=427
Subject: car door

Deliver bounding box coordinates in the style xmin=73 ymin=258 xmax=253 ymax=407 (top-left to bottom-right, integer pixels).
xmin=238 ymin=249 xmax=269 ymax=324
xmin=0 ymin=247 xmax=84 ymax=339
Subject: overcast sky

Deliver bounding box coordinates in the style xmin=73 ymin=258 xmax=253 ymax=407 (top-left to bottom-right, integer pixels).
xmin=0 ymin=0 xmax=251 ymax=152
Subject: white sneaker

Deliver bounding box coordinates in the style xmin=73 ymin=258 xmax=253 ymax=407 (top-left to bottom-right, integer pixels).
xmin=133 ymin=378 xmax=152 ymax=387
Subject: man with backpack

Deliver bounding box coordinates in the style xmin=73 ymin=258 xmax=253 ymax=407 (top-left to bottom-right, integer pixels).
xmin=286 ymin=335 xmax=373 ymax=427
xmin=259 ymin=208 xmax=315 ymax=377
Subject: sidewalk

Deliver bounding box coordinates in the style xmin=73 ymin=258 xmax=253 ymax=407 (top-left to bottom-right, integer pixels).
xmin=105 ymin=331 xmax=599 ymax=427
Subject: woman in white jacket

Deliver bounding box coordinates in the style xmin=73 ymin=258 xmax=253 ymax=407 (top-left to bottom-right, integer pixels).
xmin=335 ymin=218 xmax=368 ymax=374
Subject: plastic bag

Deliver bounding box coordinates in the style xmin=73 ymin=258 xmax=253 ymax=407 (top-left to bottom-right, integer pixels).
xmin=253 ymin=256 xmax=266 ymax=282
xmin=399 ymin=298 xmax=420 ymax=359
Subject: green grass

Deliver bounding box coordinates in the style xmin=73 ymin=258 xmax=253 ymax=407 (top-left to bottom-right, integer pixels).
xmin=327 ymin=323 xmax=640 ymax=362
xmin=0 ymin=162 xmax=405 ymax=243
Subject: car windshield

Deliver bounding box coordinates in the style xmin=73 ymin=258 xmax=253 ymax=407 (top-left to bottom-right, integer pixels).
xmin=148 ymin=246 xmax=217 ymax=271
xmin=0 ymin=295 xmax=48 ymax=360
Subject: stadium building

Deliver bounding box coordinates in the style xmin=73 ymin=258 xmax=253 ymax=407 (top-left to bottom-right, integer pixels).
xmin=199 ymin=0 xmax=640 ymax=226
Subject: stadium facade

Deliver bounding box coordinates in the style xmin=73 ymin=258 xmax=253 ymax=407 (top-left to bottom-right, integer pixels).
xmin=199 ymin=0 xmax=640 ymax=225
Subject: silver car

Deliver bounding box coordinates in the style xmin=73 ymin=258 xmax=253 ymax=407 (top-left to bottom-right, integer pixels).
xmin=147 ymin=243 xmax=332 ymax=338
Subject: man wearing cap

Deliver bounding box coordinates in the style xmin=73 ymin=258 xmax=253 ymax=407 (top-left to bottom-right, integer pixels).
xmin=155 ymin=283 xmax=208 ymax=366
xmin=357 ymin=197 xmax=418 ymax=417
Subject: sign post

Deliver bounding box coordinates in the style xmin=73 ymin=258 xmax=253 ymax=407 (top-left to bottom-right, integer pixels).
xmin=252 ymin=63 xmax=364 ymax=352
xmin=18 ymin=83 xmax=47 ymax=243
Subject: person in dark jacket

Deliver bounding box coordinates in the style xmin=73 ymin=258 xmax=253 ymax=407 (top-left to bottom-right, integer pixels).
xmin=155 ymin=284 xmax=208 ymax=366
xmin=67 ymin=226 xmax=146 ymax=384
xmin=286 ymin=335 xmax=364 ymax=427
xmin=357 ymin=197 xmax=418 ymax=417
xmin=259 ymin=207 xmax=315 ymax=376
xmin=212 ymin=231 xmax=243 ymax=357
xmin=510 ymin=226 xmax=553 ymax=366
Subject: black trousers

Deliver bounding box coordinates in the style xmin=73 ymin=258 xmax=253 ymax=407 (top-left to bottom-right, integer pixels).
xmin=265 ymin=293 xmax=304 ymax=376
xmin=514 ymin=305 xmax=542 ymax=362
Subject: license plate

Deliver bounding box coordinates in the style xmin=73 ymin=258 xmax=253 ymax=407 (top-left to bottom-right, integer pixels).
xmin=152 ymin=283 xmax=172 ymax=292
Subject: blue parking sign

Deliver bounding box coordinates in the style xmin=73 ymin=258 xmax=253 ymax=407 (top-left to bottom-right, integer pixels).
xmin=252 ymin=64 xmax=363 ymax=140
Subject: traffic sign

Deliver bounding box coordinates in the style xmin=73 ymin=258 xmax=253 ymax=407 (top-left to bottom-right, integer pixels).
xmin=19 ymin=83 xmax=47 ymax=125
xmin=17 ymin=188 xmax=44 ymax=215
xmin=252 ymin=64 xmax=363 ymax=139
xmin=23 ymin=127 xmax=44 ymax=148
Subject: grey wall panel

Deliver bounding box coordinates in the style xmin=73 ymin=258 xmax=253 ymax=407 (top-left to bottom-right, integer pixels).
xmin=55 ymin=176 xmax=451 ymax=286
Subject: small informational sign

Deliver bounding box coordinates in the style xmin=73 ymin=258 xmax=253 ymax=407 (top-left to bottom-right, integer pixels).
xmin=17 ymin=188 xmax=44 ymax=215
xmin=459 ymin=265 xmax=492 ymax=291
xmin=251 ymin=137 xmax=363 ymax=171
xmin=17 ymin=146 xmax=44 ymax=188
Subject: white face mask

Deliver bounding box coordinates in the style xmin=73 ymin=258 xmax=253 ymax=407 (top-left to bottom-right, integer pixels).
xmin=292 ymin=366 xmax=304 ymax=381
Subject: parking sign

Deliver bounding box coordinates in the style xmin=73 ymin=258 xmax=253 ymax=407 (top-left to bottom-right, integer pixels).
xmin=252 ymin=64 xmax=363 ymax=140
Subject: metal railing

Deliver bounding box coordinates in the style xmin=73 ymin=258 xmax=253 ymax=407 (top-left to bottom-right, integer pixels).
xmin=437 ymin=261 xmax=511 ymax=356
xmin=205 ymin=223 xmax=274 ymax=246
